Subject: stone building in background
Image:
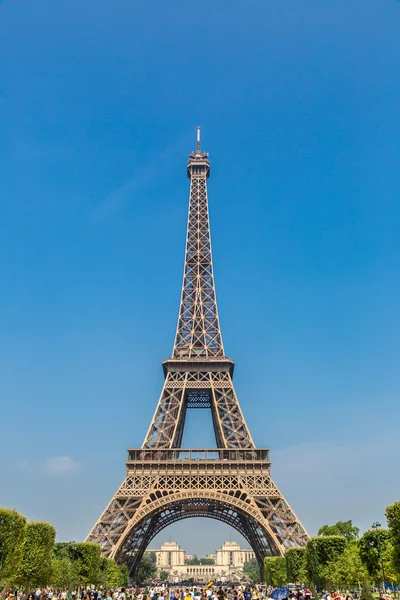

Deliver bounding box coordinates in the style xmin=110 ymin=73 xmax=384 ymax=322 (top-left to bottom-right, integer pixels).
xmin=147 ymin=540 xmax=256 ymax=583
xmin=150 ymin=541 xmax=185 ymax=569
xmin=216 ymin=541 xmax=255 ymax=567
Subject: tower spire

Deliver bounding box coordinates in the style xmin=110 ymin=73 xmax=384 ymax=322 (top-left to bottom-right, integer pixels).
xmin=196 ymin=126 xmax=201 ymax=153
xmin=174 ymin=129 xmax=222 ymax=359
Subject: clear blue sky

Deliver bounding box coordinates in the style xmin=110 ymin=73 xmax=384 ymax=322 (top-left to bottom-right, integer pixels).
xmin=1 ymin=0 xmax=400 ymax=557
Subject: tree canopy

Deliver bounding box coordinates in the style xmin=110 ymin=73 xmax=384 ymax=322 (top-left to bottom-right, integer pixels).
xmin=100 ymin=558 xmax=128 ymax=589
xmin=386 ymin=501 xmax=400 ymax=574
xmin=264 ymin=557 xmax=286 ymax=587
xmin=0 ymin=508 xmax=27 ymax=585
xmin=285 ymin=548 xmax=306 ymax=583
xmin=50 ymin=556 xmax=74 ymax=590
xmin=159 ymin=570 xmax=169 ymax=581
xmin=137 ymin=553 xmax=157 ymax=584
xmin=53 ymin=542 xmax=102 ymax=587
xmin=318 ymin=520 xmax=360 ymax=542
xmin=323 ymin=544 xmax=367 ymax=589
xmin=185 ymin=555 xmax=200 ymax=565
xmin=359 ymin=529 xmax=391 ymax=581
xmin=306 ymin=536 xmax=347 ymax=588
xmin=243 ymin=558 xmax=261 ymax=582
xmin=17 ymin=521 xmax=56 ymax=591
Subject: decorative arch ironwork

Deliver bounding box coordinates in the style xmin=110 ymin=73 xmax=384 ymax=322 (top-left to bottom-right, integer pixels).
xmin=112 ymin=495 xmax=279 ymax=577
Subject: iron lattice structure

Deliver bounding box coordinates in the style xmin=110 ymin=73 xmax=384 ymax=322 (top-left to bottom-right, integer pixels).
xmin=86 ymin=129 xmax=308 ymax=576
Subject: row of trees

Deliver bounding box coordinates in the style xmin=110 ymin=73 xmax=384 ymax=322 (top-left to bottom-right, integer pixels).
xmin=0 ymin=508 xmax=128 ymax=593
xmin=263 ymin=503 xmax=400 ymax=591
xmin=2 ymin=502 xmax=400 ymax=590
xmin=185 ymin=557 xmax=215 ymax=566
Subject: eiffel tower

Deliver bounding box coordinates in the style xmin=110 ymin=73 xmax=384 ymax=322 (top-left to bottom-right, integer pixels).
xmin=86 ymin=129 xmax=308 ymax=576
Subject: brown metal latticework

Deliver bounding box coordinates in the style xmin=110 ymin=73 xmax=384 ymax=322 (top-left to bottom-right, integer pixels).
xmin=86 ymin=129 xmax=309 ymax=576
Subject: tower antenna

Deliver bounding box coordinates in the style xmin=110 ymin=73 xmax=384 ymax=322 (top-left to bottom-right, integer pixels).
xmin=196 ymin=126 xmax=201 ymax=153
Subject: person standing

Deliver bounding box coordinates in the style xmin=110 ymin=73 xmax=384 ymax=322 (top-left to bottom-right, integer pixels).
xmin=243 ymin=590 xmax=252 ymax=600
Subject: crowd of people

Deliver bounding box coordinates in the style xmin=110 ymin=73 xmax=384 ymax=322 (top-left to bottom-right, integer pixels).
xmin=321 ymin=593 xmax=393 ymax=600
xmin=1 ymin=587 xmax=265 ymax=600
xmin=145 ymin=586 xmax=265 ymax=600
xmin=2 ymin=584 xmax=396 ymax=600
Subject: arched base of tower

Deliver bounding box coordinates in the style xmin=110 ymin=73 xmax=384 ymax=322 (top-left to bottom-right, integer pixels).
xmin=86 ymin=453 xmax=308 ymax=579
xmin=113 ymin=496 xmax=278 ymax=577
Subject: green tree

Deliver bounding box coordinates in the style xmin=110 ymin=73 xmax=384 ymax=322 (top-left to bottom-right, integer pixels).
xmin=306 ymin=536 xmax=347 ymax=589
xmin=360 ymin=576 xmax=374 ymax=600
xmin=159 ymin=571 xmax=169 ymax=581
xmin=16 ymin=521 xmax=56 ymax=591
xmin=120 ymin=564 xmax=129 ymax=587
xmin=264 ymin=557 xmax=286 ymax=587
xmin=50 ymin=556 xmax=74 ymax=591
xmin=199 ymin=558 xmax=215 ymax=565
xmin=0 ymin=508 xmax=27 ymax=587
xmin=386 ymin=502 xmax=400 ymax=574
xmin=318 ymin=521 xmax=360 ymax=543
xmin=137 ymin=553 xmax=157 ymax=584
xmin=52 ymin=544 xmax=77 ymax=590
xmin=72 ymin=543 xmax=102 ymax=587
xmin=324 ymin=544 xmax=367 ymax=590
xmin=381 ymin=544 xmax=400 ymax=594
xmin=359 ymin=529 xmax=391 ymax=583
xmin=53 ymin=542 xmax=102 ymax=587
xmin=285 ymin=548 xmax=306 ymax=583
xmin=53 ymin=542 xmax=73 ymax=559
xmin=243 ymin=558 xmax=261 ymax=582
xmin=185 ymin=556 xmax=215 ymax=565
xmin=185 ymin=556 xmax=200 ymax=565
xmin=100 ymin=557 xmax=127 ymax=589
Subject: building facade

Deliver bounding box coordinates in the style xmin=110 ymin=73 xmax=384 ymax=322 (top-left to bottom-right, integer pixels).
xmin=216 ymin=541 xmax=255 ymax=567
xmin=147 ymin=541 xmax=255 ymax=583
xmin=149 ymin=541 xmax=185 ymax=569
